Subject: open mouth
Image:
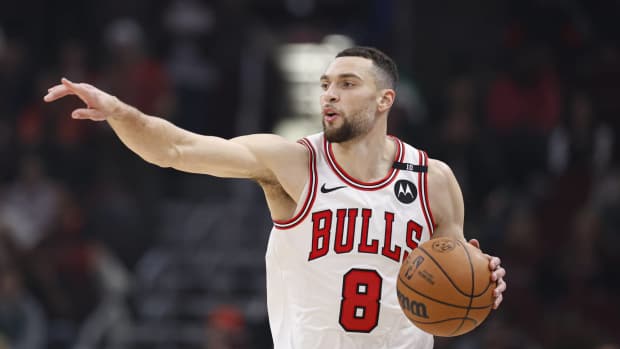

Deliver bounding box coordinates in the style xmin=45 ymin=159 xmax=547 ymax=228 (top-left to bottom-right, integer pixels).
xmin=323 ymin=109 xmax=340 ymax=122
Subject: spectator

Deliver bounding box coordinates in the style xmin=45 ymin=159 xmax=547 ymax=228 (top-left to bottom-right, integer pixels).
xmin=548 ymin=91 xmax=614 ymax=177
xmin=98 ymin=18 xmax=174 ymax=118
xmin=0 ymin=235 xmax=46 ymax=349
xmin=0 ymin=154 xmax=62 ymax=251
xmin=204 ymin=305 xmax=249 ymax=349
xmin=486 ymin=45 xmax=562 ymax=186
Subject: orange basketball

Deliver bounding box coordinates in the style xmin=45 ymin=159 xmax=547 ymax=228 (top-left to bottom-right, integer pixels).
xmin=396 ymin=237 xmax=495 ymax=337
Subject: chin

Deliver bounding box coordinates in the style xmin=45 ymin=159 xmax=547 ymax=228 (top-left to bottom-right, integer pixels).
xmin=324 ymin=127 xmax=354 ymax=143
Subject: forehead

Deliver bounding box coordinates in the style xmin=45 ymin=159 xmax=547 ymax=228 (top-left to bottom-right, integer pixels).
xmin=322 ymin=56 xmax=374 ymax=79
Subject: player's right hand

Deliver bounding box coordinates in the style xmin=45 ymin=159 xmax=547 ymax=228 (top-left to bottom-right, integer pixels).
xmin=43 ymin=78 xmax=119 ymax=121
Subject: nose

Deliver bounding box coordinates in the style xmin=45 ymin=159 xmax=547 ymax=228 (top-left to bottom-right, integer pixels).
xmin=321 ymin=87 xmax=339 ymax=104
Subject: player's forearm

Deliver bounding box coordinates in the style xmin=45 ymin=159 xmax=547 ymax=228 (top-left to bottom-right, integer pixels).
xmin=106 ymin=100 xmax=181 ymax=167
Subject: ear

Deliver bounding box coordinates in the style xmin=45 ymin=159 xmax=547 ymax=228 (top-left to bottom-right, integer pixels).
xmin=377 ymin=89 xmax=396 ymax=113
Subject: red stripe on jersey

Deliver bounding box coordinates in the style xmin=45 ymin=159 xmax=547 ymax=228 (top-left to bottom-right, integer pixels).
xmin=323 ymin=135 xmax=404 ymax=191
xmin=422 ymin=151 xmax=436 ymax=232
xmin=273 ymin=138 xmax=318 ymax=229
xmin=417 ymin=150 xmax=434 ymax=236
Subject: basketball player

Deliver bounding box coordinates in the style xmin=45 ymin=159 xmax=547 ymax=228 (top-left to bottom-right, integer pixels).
xmin=44 ymin=47 xmax=506 ymax=349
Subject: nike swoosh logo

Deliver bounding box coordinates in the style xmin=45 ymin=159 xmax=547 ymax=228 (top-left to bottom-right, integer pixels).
xmin=320 ymin=183 xmax=346 ymax=193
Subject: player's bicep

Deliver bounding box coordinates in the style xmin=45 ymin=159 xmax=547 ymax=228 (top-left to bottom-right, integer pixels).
xmin=427 ymin=159 xmax=465 ymax=241
xmin=233 ymin=134 xmax=309 ymax=189
xmin=170 ymin=133 xmax=270 ymax=179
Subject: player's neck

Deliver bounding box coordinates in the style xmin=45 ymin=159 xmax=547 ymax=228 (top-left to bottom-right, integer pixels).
xmin=330 ymin=127 xmax=395 ymax=183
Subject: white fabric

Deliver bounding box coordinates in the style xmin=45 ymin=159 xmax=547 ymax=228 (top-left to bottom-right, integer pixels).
xmin=266 ymin=133 xmax=434 ymax=349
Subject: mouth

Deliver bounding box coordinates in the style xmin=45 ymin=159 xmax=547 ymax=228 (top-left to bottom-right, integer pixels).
xmin=323 ymin=108 xmax=341 ymax=123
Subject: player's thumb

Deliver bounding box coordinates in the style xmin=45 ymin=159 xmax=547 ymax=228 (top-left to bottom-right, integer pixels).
xmin=62 ymin=77 xmax=78 ymax=90
xmin=72 ymin=108 xmax=107 ymax=121
xmin=61 ymin=78 xmax=92 ymax=105
xmin=468 ymin=238 xmax=481 ymax=249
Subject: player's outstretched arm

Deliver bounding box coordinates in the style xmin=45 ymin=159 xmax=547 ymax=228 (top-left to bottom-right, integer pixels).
xmin=427 ymin=159 xmax=506 ymax=309
xmin=44 ymin=78 xmax=304 ymax=182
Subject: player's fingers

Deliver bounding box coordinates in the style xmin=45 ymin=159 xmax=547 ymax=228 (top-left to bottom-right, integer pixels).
xmin=61 ymin=78 xmax=94 ymax=106
xmin=468 ymin=238 xmax=480 ymax=249
xmin=494 ymin=277 xmax=506 ymax=296
xmin=493 ymin=293 xmax=503 ymax=309
xmin=71 ymin=108 xmax=107 ymax=121
xmin=492 ymin=266 xmax=506 ymax=282
xmin=43 ymin=85 xmax=75 ymax=102
xmin=489 ymin=256 xmax=501 ymax=271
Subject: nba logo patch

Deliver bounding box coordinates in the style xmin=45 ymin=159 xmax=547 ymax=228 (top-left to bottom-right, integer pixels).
xmin=394 ymin=180 xmax=417 ymax=204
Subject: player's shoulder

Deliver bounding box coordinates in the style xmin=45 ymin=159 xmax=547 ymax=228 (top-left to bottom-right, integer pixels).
xmin=394 ymin=139 xmax=455 ymax=184
xmin=427 ymin=158 xmax=456 ymax=182
xmin=428 ymin=158 xmax=454 ymax=177
xmin=425 ymin=157 xmax=464 ymax=232
xmin=249 ymin=133 xmax=316 ymax=181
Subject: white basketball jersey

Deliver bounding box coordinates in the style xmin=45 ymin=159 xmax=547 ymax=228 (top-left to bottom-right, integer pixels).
xmin=266 ymin=133 xmax=435 ymax=349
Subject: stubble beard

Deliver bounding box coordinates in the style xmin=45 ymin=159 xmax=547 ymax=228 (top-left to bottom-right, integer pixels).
xmin=323 ymin=108 xmax=374 ymax=143
xmin=323 ymin=119 xmax=355 ymax=143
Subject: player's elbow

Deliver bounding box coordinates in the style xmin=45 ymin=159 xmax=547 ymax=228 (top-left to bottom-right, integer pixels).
xmin=159 ymin=144 xmax=182 ymax=168
xmin=141 ymin=154 xmax=173 ymax=168
xmin=139 ymin=144 xmax=179 ymax=168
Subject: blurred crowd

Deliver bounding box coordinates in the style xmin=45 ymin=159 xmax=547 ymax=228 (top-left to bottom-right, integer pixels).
xmin=0 ymin=0 xmax=619 ymax=348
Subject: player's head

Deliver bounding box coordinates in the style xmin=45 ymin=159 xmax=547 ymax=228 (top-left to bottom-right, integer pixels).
xmin=336 ymin=46 xmax=399 ymax=90
xmin=320 ymin=46 xmax=398 ymax=143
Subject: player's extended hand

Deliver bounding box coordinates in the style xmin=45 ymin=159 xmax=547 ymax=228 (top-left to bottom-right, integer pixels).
xmin=468 ymin=238 xmax=506 ymax=310
xmin=43 ymin=78 xmax=119 ymax=121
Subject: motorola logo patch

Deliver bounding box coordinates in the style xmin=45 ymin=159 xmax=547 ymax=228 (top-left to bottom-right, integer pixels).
xmin=394 ymin=180 xmax=417 ymax=204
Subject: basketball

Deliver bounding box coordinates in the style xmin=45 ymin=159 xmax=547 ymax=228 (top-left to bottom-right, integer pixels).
xmin=397 ymin=237 xmax=495 ymax=337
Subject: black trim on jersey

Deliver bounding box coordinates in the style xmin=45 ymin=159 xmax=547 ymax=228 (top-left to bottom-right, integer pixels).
xmin=392 ymin=161 xmax=428 ymax=173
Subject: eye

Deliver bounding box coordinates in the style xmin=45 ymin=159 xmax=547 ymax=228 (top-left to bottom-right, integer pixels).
xmin=341 ymin=81 xmax=355 ymax=88
xmin=320 ymin=81 xmax=329 ymax=90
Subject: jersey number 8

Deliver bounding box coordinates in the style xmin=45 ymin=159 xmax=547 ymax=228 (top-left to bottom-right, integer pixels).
xmin=339 ymin=268 xmax=383 ymax=332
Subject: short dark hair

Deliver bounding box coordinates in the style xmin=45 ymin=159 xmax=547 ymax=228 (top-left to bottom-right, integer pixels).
xmin=336 ymin=46 xmax=399 ymax=89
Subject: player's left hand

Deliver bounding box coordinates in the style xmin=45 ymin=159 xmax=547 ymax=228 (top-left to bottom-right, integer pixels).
xmin=468 ymin=238 xmax=506 ymax=310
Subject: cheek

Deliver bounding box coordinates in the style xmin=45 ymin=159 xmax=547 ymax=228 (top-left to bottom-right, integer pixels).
xmin=345 ymin=93 xmax=376 ymax=109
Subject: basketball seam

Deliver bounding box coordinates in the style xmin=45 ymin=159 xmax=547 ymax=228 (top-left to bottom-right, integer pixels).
xmin=417 ymin=245 xmax=493 ymax=297
xmin=450 ymin=240 xmax=475 ymax=336
xmin=418 ymin=245 xmax=472 ymax=297
xmin=410 ymin=316 xmax=479 ymax=326
xmin=474 ymin=276 xmax=494 ymax=297
xmin=397 ymin=275 xmax=494 ymax=309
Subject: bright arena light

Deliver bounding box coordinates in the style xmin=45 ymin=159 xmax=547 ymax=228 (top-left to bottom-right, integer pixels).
xmin=273 ymin=35 xmax=354 ymax=140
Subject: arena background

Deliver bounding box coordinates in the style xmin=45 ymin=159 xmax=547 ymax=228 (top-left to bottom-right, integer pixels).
xmin=0 ymin=0 xmax=619 ymax=348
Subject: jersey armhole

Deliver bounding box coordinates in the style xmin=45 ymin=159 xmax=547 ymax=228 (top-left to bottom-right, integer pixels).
xmin=417 ymin=150 xmax=436 ymax=236
xmin=273 ymin=138 xmax=318 ymax=230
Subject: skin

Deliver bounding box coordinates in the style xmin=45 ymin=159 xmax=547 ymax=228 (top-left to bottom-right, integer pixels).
xmin=44 ymin=56 xmax=506 ymax=308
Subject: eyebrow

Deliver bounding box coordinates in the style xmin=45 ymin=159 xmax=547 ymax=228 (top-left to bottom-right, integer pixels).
xmin=320 ymin=73 xmax=364 ymax=81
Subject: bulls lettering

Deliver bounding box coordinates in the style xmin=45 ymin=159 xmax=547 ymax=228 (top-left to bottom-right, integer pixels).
xmin=308 ymin=210 xmax=332 ymax=260
xmin=308 ymin=208 xmax=423 ymax=262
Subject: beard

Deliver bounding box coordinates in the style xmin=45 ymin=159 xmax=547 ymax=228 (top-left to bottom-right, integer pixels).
xmin=323 ymin=119 xmax=356 ymax=143
xmin=323 ymin=108 xmax=374 ymax=143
